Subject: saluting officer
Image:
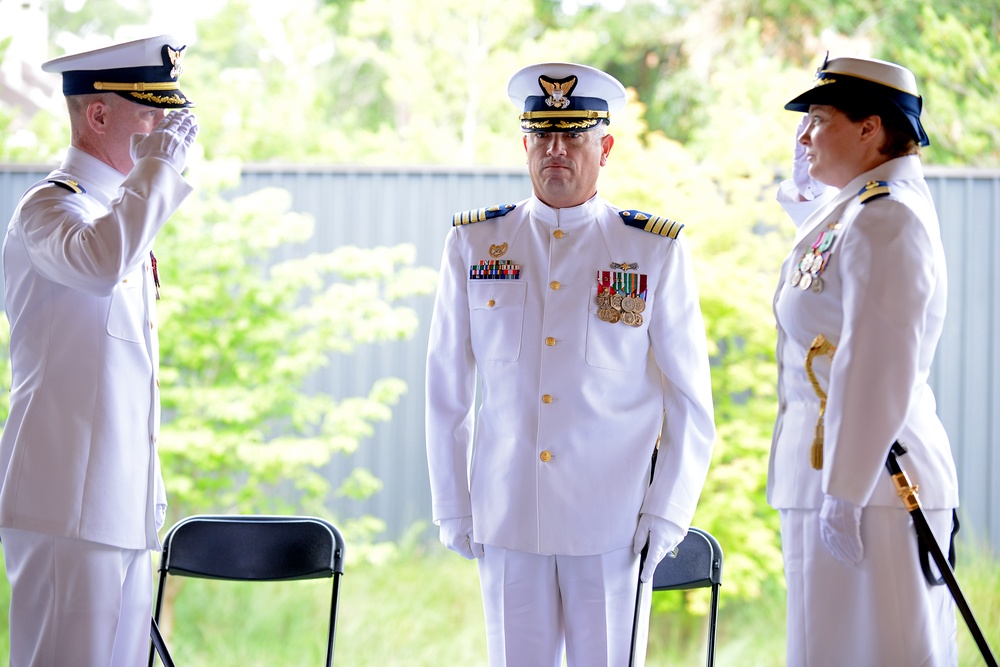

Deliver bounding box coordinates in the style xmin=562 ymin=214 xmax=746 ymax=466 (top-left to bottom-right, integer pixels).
xmin=425 ymin=62 xmax=715 ymax=667
xmin=0 ymin=35 xmax=198 ymax=666
xmin=770 ymin=55 xmax=960 ymax=666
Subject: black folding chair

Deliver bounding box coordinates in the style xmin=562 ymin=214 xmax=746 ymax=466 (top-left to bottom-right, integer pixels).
xmin=148 ymin=514 xmax=346 ymax=667
xmin=629 ymin=526 xmax=724 ymax=667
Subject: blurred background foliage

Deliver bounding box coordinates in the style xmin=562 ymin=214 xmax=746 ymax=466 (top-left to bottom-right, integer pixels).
xmin=0 ymin=0 xmax=998 ymax=663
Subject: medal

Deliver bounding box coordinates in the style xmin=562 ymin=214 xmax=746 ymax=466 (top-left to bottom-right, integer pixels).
xmin=150 ymin=251 xmax=160 ymax=300
xmin=790 ymin=223 xmax=840 ymax=294
xmin=595 ymin=268 xmax=648 ymax=327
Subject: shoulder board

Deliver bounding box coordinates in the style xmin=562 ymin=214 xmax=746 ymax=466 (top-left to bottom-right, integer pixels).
xmin=452 ymin=203 xmax=517 ymax=227
xmin=858 ymin=180 xmax=891 ymax=204
xmin=619 ymin=210 xmax=683 ymax=238
xmin=47 ymin=179 xmax=85 ymax=194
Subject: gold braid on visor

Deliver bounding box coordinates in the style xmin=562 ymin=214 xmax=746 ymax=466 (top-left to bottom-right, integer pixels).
xmin=519 ymin=109 xmax=610 ymax=121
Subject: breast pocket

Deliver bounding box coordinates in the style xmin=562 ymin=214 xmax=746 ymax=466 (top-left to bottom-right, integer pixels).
xmin=468 ymin=281 xmax=526 ymax=362
xmin=585 ymin=286 xmax=650 ymax=371
xmin=106 ymin=269 xmax=146 ymax=343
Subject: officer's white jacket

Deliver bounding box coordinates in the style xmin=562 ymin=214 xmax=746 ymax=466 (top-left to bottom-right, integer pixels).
xmin=426 ymin=194 xmax=715 ymax=556
xmin=0 ymin=146 xmax=192 ymax=550
xmin=769 ymin=155 xmax=959 ymax=510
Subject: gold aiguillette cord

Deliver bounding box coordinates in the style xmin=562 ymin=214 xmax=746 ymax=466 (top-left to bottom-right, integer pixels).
xmin=805 ymin=334 xmax=836 ymax=469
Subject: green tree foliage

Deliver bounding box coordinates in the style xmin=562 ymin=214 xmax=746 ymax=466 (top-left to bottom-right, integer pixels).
xmin=154 ymin=159 xmax=436 ymax=544
xmin=898 ymin=6 xmax=1000 ymax=165
xmin=594 ymin=22 xmax=799 ymax=606
xmin=0 ymin=0 xmax=997 ymax=612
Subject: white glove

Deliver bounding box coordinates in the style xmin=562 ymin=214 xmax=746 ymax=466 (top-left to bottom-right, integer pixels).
xmin=819 ymin=494 xmax=864 ymax=566
xmin=438 ymin=515 xmax=484 ymax=560
xmin=130 ymin=109 xmax=199 ymax=174
xmin=155 ymin=503 xmax=167 ymax=531
xmin=792 ymin=114 xmax=828 ymax=201
xmin=632 ymin=514 xmax=685 ymax=583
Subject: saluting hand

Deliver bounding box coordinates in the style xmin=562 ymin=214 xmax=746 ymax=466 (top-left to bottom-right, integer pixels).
xmin=130 ymin=109 xmax=200 ymax=174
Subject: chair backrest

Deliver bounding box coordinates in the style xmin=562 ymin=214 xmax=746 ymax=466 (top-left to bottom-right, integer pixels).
xmin=646 ymin=526 xmax=723 ymax=667
xmin=150 ymin=514 xmax=345 ymax=667
xmin=650 ymin=526 xmax=723 ymax=592
xmin=159 ymin=514 xmax=345 ymax=581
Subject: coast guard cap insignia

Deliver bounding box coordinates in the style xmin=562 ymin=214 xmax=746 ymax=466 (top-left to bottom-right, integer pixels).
xmin=539 ymin=75 xmax=577 ymax=109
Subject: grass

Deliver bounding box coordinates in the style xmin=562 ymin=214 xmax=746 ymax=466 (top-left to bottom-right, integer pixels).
xmin=1 ymin=540 xmax=998 ymax=665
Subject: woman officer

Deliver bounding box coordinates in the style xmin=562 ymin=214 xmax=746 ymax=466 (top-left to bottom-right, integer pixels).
xmin=768 ymin=55 xmax=959 ymax=667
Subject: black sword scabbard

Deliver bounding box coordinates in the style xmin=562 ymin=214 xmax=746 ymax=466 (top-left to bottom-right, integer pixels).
xmin=885 ymin=442 xmax=998 ymax=667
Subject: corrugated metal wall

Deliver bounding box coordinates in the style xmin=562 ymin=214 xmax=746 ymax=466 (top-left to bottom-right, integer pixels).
xmin=0 ymin=163 xmax=997 ymax=549
xmin=926 ymin=168 xmax=1000 ymax=547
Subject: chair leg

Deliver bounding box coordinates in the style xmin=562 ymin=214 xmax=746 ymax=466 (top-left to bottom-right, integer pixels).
xmin=327 ymin=573 xmax=341 ymax=667
xmin=705 ymin=585 xmax=720 ymax=667
xmin=149 ymin=571 xmax=170 ymax=667
xmin=150 ymin=617 xmax=175 ymax=667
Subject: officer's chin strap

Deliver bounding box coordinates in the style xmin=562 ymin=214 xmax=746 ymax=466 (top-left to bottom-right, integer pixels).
xmin=886 ymin=442 xmax=998 ymax=667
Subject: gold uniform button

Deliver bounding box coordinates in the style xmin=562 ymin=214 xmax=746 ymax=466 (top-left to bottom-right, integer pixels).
xmin=550 ymin=281 xmax=561 ymax=290
xmin=540 ymin=450 xmax=552 ymax=462
xmin=541 ymin=394 xmax=553 ymax=404
xmin=553 ymin=229 xmax=564 ymax=239
xmin=487 ymin=299 xmax=496 ymax=308
xmin=545 ymin=337 xmax=556 ymax=346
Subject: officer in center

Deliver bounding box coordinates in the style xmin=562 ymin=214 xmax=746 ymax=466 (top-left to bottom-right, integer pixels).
xmin=425 ymin=62 xmax=716 ymax=666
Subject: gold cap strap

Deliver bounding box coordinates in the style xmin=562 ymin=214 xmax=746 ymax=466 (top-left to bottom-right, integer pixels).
xmin=93 ymin=81 xmax=181 ymax=92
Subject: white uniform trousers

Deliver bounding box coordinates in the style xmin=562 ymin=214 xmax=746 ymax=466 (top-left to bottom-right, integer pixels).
xmin=477 ymin=545 xmax=651 ymax=667
xmin=0 ymin=527 xmax=153 ymax=667
xmin=780 ymin=507 xmax=957 ymax=667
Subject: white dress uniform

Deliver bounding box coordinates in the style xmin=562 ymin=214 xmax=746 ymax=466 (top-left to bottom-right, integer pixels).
xmin=426 ymin=192 xmax=715 ymax=664
xmin=0 ymin=145 xmax=192 ymax=667
xmin=0 ymin=145 xmax=189 ymax=548
xmin=0 ymin=33 xmax=196 ymax=667
xmin=769 ymin=154 xmax=959 ymax=666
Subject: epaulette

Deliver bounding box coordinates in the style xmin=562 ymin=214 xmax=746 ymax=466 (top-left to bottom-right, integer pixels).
xmin=619 ymin=210 xmax=683 ymax=238
xmin=47 ymin=179 xmax=85 ymax=194
xmin=858 ymin=180 xmax=891 ymax=204
xmin=452 ymin=203 xmax=517 ymax=227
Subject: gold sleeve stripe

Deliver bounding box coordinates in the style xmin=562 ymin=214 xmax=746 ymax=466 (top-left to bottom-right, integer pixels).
xmin=452 ymin=204 xmax=517 ymax=226
xmin=644 ymin=216 xmax=684 ymax=238
xmin=620 ymin=210 xmax=684 ymax=238
xmin=858 ymin=180 xmax=891 ymax=204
